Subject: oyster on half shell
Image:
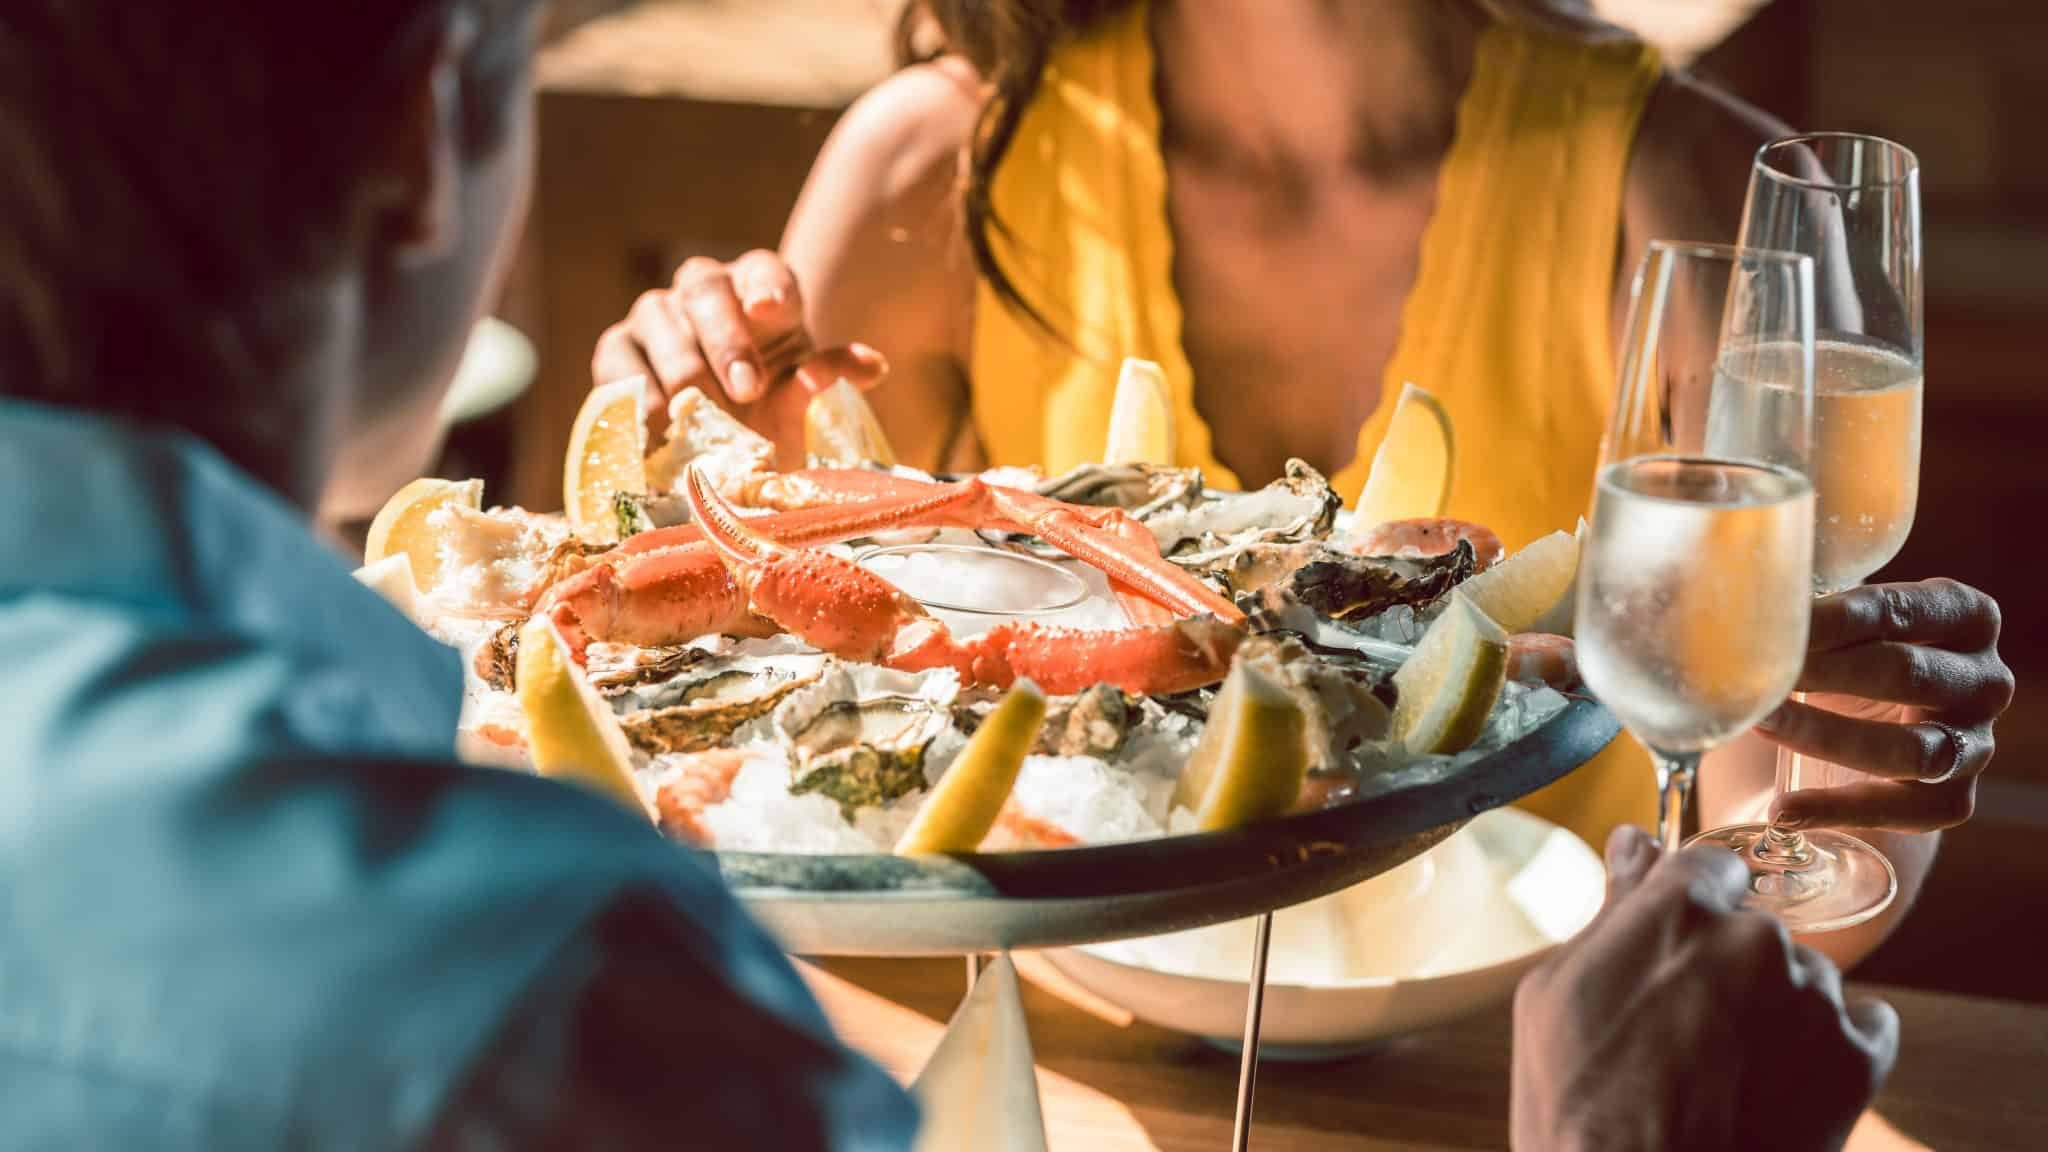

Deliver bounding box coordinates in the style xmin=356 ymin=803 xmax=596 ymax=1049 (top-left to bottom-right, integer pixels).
xmin=1254 ymin=540 xmax=1478 ymax=624
xmin=1146 ymin=461 xmax=1342 ymax=588
xmin=615 ymin=653 xmax=829 ymax=756
xmin=774 ymin=666 xmax=962 ymax=818
xmin=955 ymin=682 xmax=1145 ymax=760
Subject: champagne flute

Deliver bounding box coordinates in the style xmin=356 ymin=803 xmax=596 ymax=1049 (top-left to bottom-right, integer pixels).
xmin=1691 ymin=133 xmax=1920 ymax=933
xmin=1579 ymin=242 xmax=1817 ymax=854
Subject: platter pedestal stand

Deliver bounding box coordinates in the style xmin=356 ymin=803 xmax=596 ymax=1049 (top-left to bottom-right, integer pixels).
xmin=954 ymin=911 xmax=1276 ymax=1152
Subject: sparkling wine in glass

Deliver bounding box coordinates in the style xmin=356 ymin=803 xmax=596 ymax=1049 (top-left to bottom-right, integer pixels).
xmin=1692 ymin=133 xmax=1921 ymax=933
xmin=1580 ymin=242 xmax=1817 ymax=853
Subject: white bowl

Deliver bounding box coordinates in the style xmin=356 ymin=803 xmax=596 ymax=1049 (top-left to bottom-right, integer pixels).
xmin=1041 ymin=807 xmax=1604 ymax=1060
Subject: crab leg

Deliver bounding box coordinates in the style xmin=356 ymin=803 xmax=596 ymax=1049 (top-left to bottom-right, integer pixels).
xmin=739 ymin=468 xmax=1243 ymax=627
xmin=683 ymin=466 xmax=1242 ymax=695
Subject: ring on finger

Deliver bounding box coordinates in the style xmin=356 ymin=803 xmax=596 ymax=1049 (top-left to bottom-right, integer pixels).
xmin=1918 ymin=721 xmax=1969 ymax=785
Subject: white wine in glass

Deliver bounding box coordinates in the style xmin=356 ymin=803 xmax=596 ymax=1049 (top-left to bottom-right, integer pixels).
xmin=1708 ymin=338 xmax=1922 ymax=595
xmin=1580 ymin=242 xmax=1817 ymax=854
xmin=1692 ymin=133 xmax=1921 ymax=933
xmin=1579 ymin=456 xmax=1814 ymax=756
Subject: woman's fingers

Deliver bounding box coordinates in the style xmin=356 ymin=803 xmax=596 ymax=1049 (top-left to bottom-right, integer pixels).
xmin=1772 ymin=778 xmax=1977 ymax=833
xmin=729 ymin=248 xmax=806 ymax=330
xmin=1759 ymin=698 xmax=1993 ymax=784
xmin=633 ymin=288 xmax=710 ymax=391
xmin=675 ymin=258 xmax=767 ymax=403
xmin=1808 ymin=579 xmax=2001 ymax=654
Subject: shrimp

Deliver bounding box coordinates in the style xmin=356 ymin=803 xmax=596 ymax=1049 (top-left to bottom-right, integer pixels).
xmin=652 ymin=749 xmax=750 ymax=846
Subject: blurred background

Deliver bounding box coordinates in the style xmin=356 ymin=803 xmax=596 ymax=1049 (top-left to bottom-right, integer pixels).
xmin=446 ymin=0 xmax=2042 ymax=1000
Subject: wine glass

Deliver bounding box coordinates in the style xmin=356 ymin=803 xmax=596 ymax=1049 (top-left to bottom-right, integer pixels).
xmin=1578 ymin=242 xmax=1817 ymax=854
xmin=1689 ymin=133 xmax=1921 ymax=933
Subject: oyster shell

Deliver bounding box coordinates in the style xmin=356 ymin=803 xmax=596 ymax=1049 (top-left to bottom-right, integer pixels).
xmin=774 ymin=666 xmax=962 ymax=818
xmin=590 ymin=644 xmax=719 ymax=695
xmin=615 ymin=653 xmax=829 ymax=756
xmin=1252 ymin=540 xmax=1478 ymax=624
xmin=1035 ymin=462 xmax=1204 ymax=519
xmin=1146 ymin=460 xmax=1342 ymax=571
xmin=475 ymin=620 xmax=523 ymax=692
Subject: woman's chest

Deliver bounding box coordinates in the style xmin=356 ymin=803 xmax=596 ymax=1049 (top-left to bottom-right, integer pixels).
xmin=1163 ymin=163 xmax=1439 ymax=485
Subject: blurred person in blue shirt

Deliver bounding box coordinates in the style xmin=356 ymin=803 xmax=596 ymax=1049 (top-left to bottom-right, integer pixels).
xmin=0 ymin=1 xmax=916 ymax=1147
xmin=0 ymin=2 xmax=1897 ymax=1149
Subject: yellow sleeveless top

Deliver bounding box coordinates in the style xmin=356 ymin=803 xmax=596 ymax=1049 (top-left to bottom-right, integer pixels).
xmin=968 ymin=3 xmax=1661 ymax=850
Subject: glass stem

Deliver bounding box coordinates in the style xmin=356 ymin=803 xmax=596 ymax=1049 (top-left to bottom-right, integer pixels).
xmin=1759 ymin=694 xmax=1816 ymax=867
xmin=1650 ymin=749 xmax=1700 ymax=855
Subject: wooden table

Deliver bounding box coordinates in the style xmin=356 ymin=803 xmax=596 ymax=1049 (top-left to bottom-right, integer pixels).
xmin=805 ymin=955 xmax=2047 ymax=1151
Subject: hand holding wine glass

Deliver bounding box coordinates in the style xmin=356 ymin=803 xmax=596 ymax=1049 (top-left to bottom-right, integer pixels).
xmin=1761 ymin=579 xmax=2010 ymax=832
xmin=1695 ymin=133 xmax=2013 ymax=932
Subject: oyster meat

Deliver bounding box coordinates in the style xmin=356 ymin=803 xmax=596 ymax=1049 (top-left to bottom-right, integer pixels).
xmin=1145 ymin=460 xmax=1342 ymax=585
xmin=1252 ymin=540 xmax=1478 ymax=625
xmin=774 ymin=666 xmax=962 ymax=818
xmin=616 ymin=653 xmax=828 ymax=756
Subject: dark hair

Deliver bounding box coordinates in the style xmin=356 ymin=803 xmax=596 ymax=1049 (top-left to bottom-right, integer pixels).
xmin=895 ymin=0 xmax=1134 ymax=338
xmin=0 ymin=0 xmax=537 ymax=488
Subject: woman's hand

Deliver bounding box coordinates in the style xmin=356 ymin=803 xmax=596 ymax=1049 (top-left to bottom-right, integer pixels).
xmin=1759 ymin=579 xmax=2013 ymax=832
xmin=590 ymin=250 xmax=887 ymax=456
xmin=1513 ymin=828 xmax=1896 ymax=1151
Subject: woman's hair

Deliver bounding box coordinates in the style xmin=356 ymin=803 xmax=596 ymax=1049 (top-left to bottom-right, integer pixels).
xmin=895 ymin=0 xmax=1135 ymax=335
xmin=0 ymin=0 xmax=536 ymax=485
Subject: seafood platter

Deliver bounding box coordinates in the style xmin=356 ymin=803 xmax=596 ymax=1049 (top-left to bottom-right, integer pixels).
xmin=358 ymin=374 xmax=1617 ymax=956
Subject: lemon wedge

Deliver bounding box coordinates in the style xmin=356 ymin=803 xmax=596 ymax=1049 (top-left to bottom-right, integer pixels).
xmin=897 ymin=681 xmax=1047 ymax=855
xmin=515 ymin=616 xmax=649 ymax=816
xmin=564 ymin=377 xmax=650 ymax=542
xmin=364 ymin=476 xmax=484 ymax=593
xmin=805 ymin=378 xmax=898 ymax=467
xmin=1174 ymin=657 xmax=1311 ymax=831
xmin=1353 ymin=382 xmax=1452 ymax=527
xmin=1391 ymin=592 xmax=1510 ymax=755
xmin=352 ymin=553 xmax=426 ymax=625
xmin=1102 ymin=357 xmax=1175 ymax=466
xmin=1456 ymin=527 xmax=1582 ymax=636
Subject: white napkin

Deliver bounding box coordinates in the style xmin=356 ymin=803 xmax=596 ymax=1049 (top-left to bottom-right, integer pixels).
xmin=911 ymin=954 xmax=1049 ymax=1152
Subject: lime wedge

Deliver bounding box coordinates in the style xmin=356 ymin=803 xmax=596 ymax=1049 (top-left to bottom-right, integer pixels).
xmin=1391 ymin=592 xmax=1510 ymax=755
xmin=1102 ymin=357 xmax=1175 ymax=466
xmin=897 ymin=681 xmax=1047 ymax=854
xmin=1354 ymin=382 xmax=1452 ymax=527
xmin=1175 ymin=657 xmax=1311 ymax=831
xmin=516 ymin=616 xmax=649 ymax=815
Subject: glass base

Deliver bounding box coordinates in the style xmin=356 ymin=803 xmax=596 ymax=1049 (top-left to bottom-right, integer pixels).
xmin=1686 ymin=823 xmax=1899 ymax=934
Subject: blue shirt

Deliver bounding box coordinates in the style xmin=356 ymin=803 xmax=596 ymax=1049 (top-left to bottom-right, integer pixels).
xmin=0 ymin=400 xmax=919 ymax=1149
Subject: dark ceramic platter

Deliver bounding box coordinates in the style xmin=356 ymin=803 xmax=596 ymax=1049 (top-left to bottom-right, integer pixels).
xmin=717 ymin=695 xmax=1618 ymax=956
